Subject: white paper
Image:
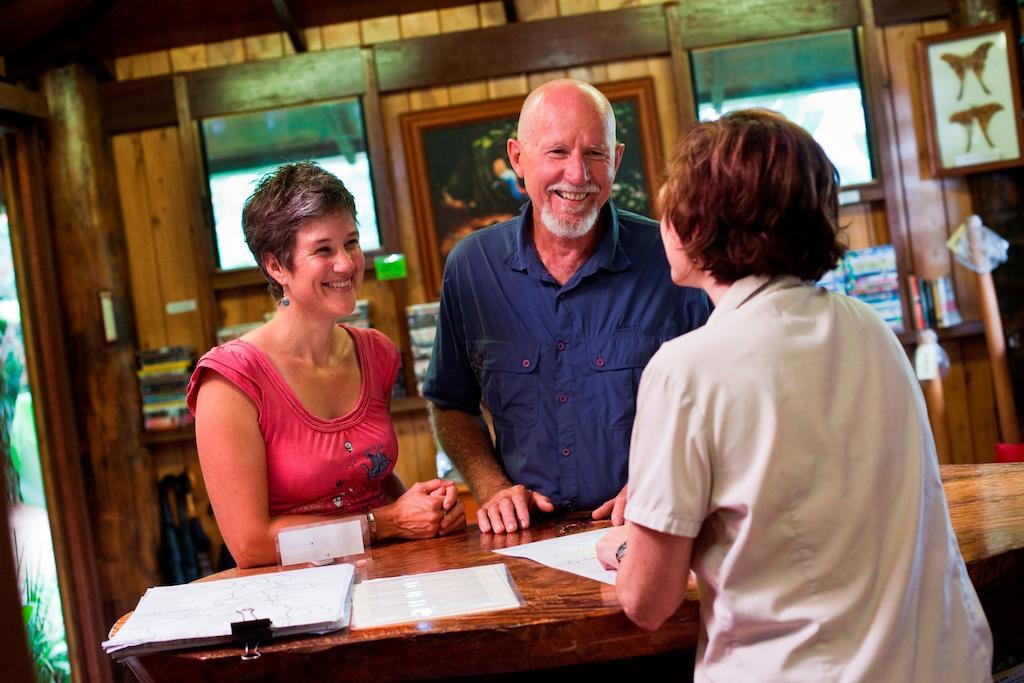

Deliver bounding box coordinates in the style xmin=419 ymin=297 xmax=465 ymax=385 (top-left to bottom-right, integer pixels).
xmin=103 ymin=563 xmax=355 ymax=657
xmin=278 ymin=518 xmax=364 ymax=566
xmin=491 ymin=527 xmax=618 ymax=585
xmin=351 ymin=563 xmax=521 ymax=629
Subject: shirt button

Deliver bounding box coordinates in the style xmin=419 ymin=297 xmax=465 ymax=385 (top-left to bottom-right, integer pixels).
xmin=521 ymin=359 xmax=531 ymax=368
xmin=561 ymin=447 xmax=571 ymax=457
xmin=556 ymin=341 xmax=566 ymax=351
xmin=558 ymin=393 xmax=569 ymax=404
xmin=595 ymin=356 xmax=606 ymax=368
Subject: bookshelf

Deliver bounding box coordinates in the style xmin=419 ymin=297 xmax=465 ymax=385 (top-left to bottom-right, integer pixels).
xmin=898 ymin=320 xmax=985 ymax=346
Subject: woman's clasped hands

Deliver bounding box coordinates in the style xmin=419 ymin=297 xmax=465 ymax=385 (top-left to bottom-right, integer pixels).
xmin=378 ymin=479 xmax=466 ymax=539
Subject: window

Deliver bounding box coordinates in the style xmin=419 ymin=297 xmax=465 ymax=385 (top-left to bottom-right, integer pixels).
xmin=691 ymin=30 xmax=875 ymax=187
xmin=201 ymin=98 xmax=381 ymax=271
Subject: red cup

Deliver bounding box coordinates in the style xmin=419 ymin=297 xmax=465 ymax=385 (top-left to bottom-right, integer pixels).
xmin=995 ymin=443 xmax=1024 ymax=463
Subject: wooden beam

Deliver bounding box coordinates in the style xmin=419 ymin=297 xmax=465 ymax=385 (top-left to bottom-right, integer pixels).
xmin=0 ymin=81 xmax=48 ymax=118
xmin=677 ymin=0 xmax=861 ymax=50
xmin=374 ymin=5 xmax=670 ymax=93
xmin=664 ymin=3 xmax=697 ymax=131
xmin=872 ymin=0 xmax=952 ymax=25
xmin=99 ymin=76 xmax=177 ymax=132
xmin=186 ymin=46 xmax=363 ymax=118
xmin=269 ymin=0 xmax=308 ymax=53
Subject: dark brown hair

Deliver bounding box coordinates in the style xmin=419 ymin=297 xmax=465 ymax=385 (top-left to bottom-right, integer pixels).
xmin=658 ymin=109 xmax=846 ymax=283
xmin=241 ymin=161 xmax=357 ymax=299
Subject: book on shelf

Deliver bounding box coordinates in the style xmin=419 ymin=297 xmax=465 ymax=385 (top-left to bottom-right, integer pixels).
xmin=905 ymin=274 xmax=962 ymax=331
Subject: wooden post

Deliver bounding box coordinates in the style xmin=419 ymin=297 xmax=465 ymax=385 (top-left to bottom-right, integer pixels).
xmin=977 ymin=272 xmax=1020 ymax=443
xmin=2 ymin=125 xmax=114 ymax=683
xmin=966 ymin=218 xmax=1021 ymax=444
xmin=40 ymin=64 xmax=159 ymax=625
xmin=923 ymin=377 xmax=954 ymax=464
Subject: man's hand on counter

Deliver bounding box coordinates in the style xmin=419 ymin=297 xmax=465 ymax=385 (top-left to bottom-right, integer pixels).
xmin=592 ymin=484 xmax=628 ymax=526
xmin=477 ymin=484 xmax=554 ymax=534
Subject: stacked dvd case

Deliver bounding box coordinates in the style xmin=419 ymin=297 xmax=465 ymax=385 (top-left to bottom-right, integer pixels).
xmin=138 ymin=347 xmax=196 ymax=431
xmin=406 ymin=302 xmax=440 ymax=396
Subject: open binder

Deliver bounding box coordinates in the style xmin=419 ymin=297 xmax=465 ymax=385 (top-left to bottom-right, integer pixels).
xmin=103 ymin=563 xmax=355 ymax=659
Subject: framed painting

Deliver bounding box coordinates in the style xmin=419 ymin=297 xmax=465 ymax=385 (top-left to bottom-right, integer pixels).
xmin=400 ymin=78 xmax=663 ymax=300
xmin=917 ymin=21 xmax=1024 ymax=176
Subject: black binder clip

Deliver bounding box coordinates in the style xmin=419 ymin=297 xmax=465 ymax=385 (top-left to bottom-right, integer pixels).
xmin=231 ymin=608 xmax=272 ymax=661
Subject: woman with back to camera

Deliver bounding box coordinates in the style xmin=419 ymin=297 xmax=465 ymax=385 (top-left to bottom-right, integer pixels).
xmin=597 ymin=110 xmax=992 ymax=681
xmin=187 ymin=162 xmax=465 ymax=568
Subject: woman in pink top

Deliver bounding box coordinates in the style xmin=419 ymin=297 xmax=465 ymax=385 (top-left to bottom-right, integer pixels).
xmin=187 ymin=162 xmax=465 ymax=568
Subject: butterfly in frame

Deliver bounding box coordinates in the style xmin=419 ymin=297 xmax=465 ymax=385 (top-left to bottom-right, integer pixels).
xmin=940 ymin=41 xmax=994 ymax=100
xmin=948 ymin=103 xmax=1003 ymax=153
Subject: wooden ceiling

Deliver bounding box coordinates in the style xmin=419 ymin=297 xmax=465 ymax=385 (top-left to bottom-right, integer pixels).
xmin=0 ymin=0 xmax=956 ymax=82
xmin=0 ymin=0 xmax=493 ymax=80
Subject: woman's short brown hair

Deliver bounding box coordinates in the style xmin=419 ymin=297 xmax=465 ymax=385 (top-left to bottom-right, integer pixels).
xmin=242 ymin=161 xmax=357 ymax=300
xmin=658 ymin=109 xmax=846 ymax=283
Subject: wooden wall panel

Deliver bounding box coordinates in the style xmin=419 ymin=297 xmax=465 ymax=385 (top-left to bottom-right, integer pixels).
xmin=647 ymin=56 xmax=680 ymax=157
xmin=383 ymin=92 xmax=427 ymax=306
xmin=517 ymin=0 xmax=560 ymax=20
xmin=321 ymin=22 xmax=361 ymax=49
xmin=963 ymin=336 xmax=999 ymax=462
xmin=361 ymin=16 xmax=402 ymax=44
xmin=479 ymin=2 xmax=508 ymax=26
xmin=139 ymin=127 xmax=209 ymax=352
xmin=393 ymin=414 xmax=426 ymax=486
xmin=169 ymin=45 xmax=208 ymax=73
xmin=243 ymin=33 xmax=286 ymax=61
xmin=112 ymin=133 xmax=168 ymax=350
xmin=400 ymin=10 xmax=442 ymax=37
xmin=304 ymin=27 xmax=324 ymax=52
xmin=440 ymin=5 xmax=483 ymax=31
xmin=218 ymin=287 xmax=273 ymax=328
xmin=205 ymin=39 xmax=246 ymax=68
xmin=559 ymin=0 xmax=600 ymax=14
xmin=839 ymin=203 xmax=873 ymax=250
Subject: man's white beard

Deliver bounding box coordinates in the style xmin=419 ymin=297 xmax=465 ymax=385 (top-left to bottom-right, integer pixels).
xmin=540 ymin=201 xmax=600 ymax=239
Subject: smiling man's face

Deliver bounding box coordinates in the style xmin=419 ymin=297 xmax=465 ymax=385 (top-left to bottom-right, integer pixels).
xmin=508 ymin=83 xmax=623 ymax=239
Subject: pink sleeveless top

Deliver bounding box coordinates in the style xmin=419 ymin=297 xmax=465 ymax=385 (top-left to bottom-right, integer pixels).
xmin=186 ymin=325 xmax=400 ymax=516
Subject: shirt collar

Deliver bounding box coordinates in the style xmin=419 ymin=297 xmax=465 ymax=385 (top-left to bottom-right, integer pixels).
xmin=505 ymin=201 xmax=631 ymax=276
xmin=707 ymin=274 xmax=804 ymax=323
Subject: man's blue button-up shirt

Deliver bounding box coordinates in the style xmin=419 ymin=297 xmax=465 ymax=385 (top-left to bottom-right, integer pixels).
xmin=422 ymin=202 xmax=711 ymax=510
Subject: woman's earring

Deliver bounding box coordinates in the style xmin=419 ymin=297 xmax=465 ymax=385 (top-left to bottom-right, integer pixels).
xmin=279 ymin=295 xmax=290 ymax=307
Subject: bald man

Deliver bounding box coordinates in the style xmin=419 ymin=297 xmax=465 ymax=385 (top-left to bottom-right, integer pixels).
xmin=423 ymin=80 xmax=710 ymax=533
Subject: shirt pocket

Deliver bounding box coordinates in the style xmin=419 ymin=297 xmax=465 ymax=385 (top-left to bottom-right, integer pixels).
xmin=470 ymin=339 xmax=540 ymax=427
xmin=581 ymin=336 xmax=660 ymax=429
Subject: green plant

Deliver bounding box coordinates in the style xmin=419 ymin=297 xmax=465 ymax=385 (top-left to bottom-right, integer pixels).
xmin=18 ymin=549 xmax=70 ymax=682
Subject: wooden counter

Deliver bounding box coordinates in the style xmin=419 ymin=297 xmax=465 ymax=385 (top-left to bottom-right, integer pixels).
xmin=113 ymin=463 xmax=1024 ymax=682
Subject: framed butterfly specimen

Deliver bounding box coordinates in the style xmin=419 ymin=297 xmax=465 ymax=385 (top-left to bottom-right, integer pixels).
xmin=917 ymin=22 xmax=1024 ymax=176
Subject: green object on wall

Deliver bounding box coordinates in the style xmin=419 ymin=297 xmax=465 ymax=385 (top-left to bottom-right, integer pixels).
xmin=374 ymin=253 xmax=408 ymax=281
